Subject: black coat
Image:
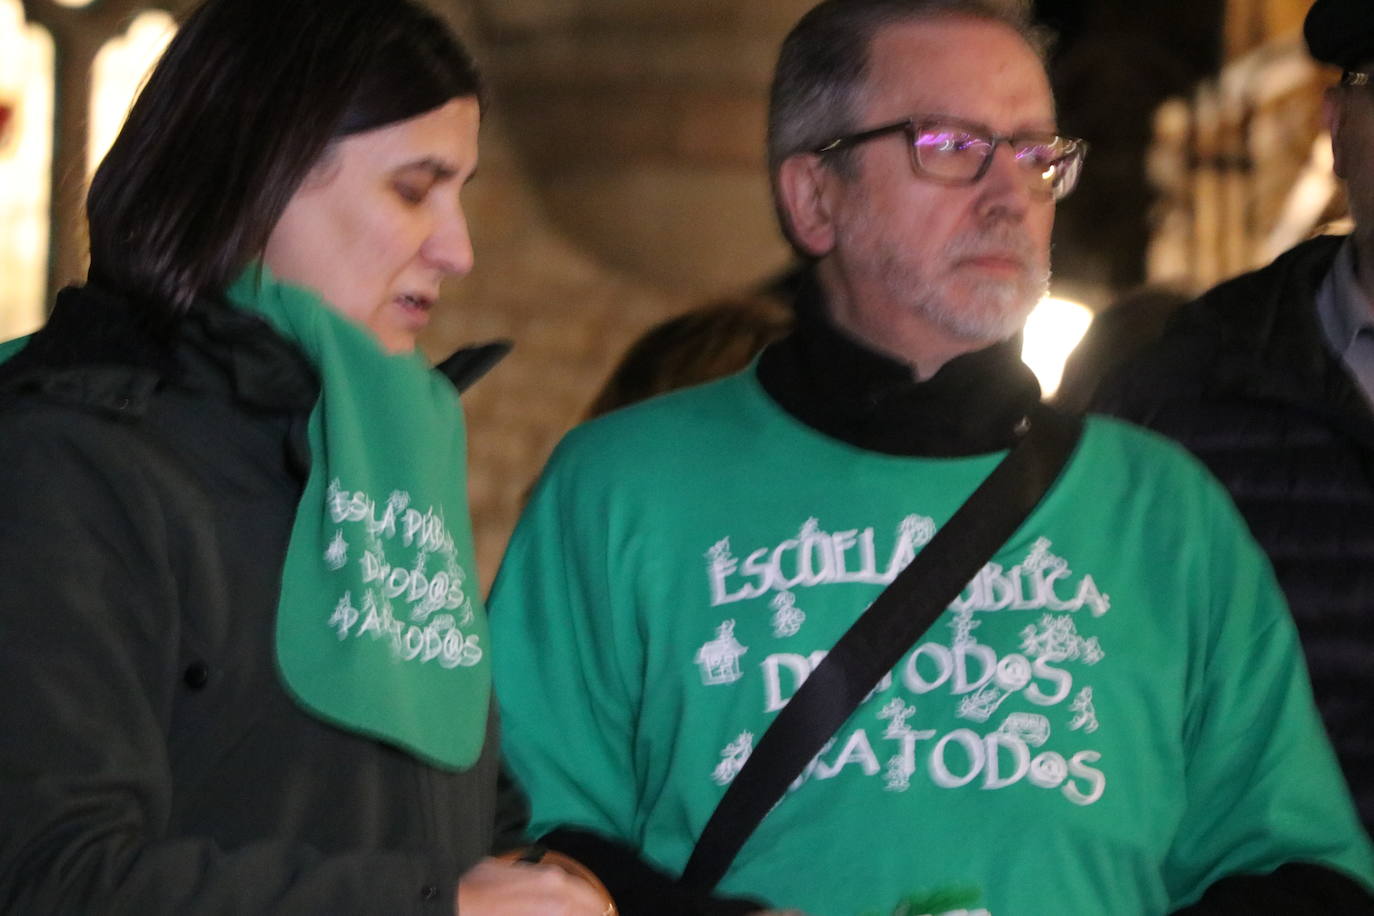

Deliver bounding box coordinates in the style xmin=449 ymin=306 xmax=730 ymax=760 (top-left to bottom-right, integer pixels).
xmin=1094 ymin=235 xmax=1374 ymax=837
xmin=0 ymin=286 xmax=500 ymax=913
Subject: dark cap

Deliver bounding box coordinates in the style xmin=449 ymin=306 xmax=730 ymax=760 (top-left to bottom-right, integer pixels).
xmin=1305 ymin=0 xmax=1374 ymax=70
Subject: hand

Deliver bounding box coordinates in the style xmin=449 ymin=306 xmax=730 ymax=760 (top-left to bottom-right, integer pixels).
xmin=455 ymin=857 xmax=612 ymax=915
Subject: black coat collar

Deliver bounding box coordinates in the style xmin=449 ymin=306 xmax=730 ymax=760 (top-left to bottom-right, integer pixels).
xmin=1189 ymin=235 xmax=1348 ymax=401
xmin=756 ymin=273 xmax=1042 ymax=457
xmin=0 ymin=285 xmax=319 ymax=416
xmin=1175 ymin=236 xmax=1374 ymax=449
xmin=1 ymin=285 xmax=510 ymax=412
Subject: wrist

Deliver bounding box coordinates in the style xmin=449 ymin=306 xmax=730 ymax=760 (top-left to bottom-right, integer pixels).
xmin=496 ymin=845 xmax=618 ymax=915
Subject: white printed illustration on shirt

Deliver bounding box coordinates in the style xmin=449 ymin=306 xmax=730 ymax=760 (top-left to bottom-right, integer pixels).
xmin=1023 ymin=536 xmax=1066 ymax=575
xmin=880 ymin=697 xmax=918 ymax=738
xmin=713 ymin=731 xmax=754 ymax=785
xmin=995 ymin=712 xmax=1051 ymax=747
xmin=1069 ymin=687 xmax=1099 ymax=733
xmin=900 ymin=513 xmax=937 ymax=552
xmin=697 ymin=619 xmax=749 ymax=685
xmin=770 ymin=590 xmax=806 ymax=638
xmin=956 ymin=614 xmax=1104 ymax=724
xmin=701 ymin=523 xmax=1110 ymax=807
xmin=324 ymin=529 xmax=349 ymax=571
xmin=879 ymin=698 xmax=922 ymax=791
xmin=322 ymin=480 xmax=482 ymax=668
xmin=1019 ymin=611 xmax=1105 ymax=665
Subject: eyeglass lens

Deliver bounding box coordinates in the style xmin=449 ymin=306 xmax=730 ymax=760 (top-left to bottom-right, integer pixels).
xmin=912 ymin=123 xmax=1082 ymax=199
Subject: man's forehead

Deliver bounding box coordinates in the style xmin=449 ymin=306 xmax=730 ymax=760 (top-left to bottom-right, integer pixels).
xmin=860 ymin=15 xmax=1055 ymax=130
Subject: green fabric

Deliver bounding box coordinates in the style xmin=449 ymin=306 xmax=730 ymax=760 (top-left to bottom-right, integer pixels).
xmin=227 ymin=267 xmax=488 ymax=769
xmin=0 ymin=336 xmax=26 ymax=362
xmin=491 ymin=370 xmax=1374 ymax=916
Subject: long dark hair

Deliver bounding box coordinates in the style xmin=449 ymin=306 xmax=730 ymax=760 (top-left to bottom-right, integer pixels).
xmin=86 ymin=0 xmax=484 ymax=316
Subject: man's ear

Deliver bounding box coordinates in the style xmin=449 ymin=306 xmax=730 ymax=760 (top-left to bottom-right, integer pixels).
xmin=1324 ymin=86 xmax=1349 ymax=180
xmin=777 ymin=154 xmax=838 ymax=257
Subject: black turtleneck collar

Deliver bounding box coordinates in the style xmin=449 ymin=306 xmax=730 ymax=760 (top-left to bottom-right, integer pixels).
xmin=756 ymin=270 xmax=1043 ymax=457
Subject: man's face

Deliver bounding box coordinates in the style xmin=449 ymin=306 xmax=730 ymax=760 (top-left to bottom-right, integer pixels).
xmin=816 ymin=17 xmax=1057 ymax=364
xmin=1327 ymin=74 xmax=1374 ymax=264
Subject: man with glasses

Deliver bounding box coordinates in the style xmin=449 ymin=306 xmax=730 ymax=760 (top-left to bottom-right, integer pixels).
xmin=490 ymin=1 xmax=1374 ymax=913
xmin=1096 ymin=0 xmax=1374 ymax=846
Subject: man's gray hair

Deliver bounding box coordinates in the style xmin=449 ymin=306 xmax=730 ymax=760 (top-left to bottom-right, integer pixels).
xmin=769 ymin=0 xmax=1045 ymax=173
xmin=767 ymin=0 xmax=1050 ymax=250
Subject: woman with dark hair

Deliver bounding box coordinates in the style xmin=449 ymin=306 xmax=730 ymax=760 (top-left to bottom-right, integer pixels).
xmin=0 ymin=0 xmax=606 ymax=912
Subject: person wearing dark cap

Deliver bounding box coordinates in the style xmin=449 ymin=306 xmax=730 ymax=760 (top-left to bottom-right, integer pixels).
xmin=1096 ymin=0 xmax=1374 ymax=845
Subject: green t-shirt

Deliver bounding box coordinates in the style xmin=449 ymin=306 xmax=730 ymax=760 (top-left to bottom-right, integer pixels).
xmin=491 ymin=370 xmax=1374 ymax=916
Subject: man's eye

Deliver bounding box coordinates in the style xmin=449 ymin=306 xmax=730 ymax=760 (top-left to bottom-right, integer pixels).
xmin=920 ymin=131 xmax=984 ymax=154
xmin=1015 ymin=143 xmax=1062 ymax=167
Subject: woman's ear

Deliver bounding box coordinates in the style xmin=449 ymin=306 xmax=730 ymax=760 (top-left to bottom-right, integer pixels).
xmin=777 ymin=153 xmax=838 ymax=258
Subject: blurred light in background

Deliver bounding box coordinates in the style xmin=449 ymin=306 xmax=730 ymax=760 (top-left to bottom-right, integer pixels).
xmin=1022 ymin=295 xmax=1094 ymax=397
xmin=0 ymin=0 xmax=52 ymax=340
xmin=88 ymin=10 xmax=175 ymax=177
xmin=1262 ymin=133 xmax=1338 ymax=262
xmin=0 ymin=4 xmax=175 ymax=341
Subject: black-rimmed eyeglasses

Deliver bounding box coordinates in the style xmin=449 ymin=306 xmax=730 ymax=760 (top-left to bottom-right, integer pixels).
xmin=813 ymin=114 xmax=1088 ymax=201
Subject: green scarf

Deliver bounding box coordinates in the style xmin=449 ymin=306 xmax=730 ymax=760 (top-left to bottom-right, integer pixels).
xmin=0 ymin=274 xmax=489 ymax=768
xmin=0 ymin=336 xmax=24 ymax=362
xmin=226 ymin=267 xmax=490 ymax=769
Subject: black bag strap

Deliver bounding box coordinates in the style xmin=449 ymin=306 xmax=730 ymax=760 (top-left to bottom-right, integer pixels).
xmin=680 ymin=405 xmax=1083 ymax=891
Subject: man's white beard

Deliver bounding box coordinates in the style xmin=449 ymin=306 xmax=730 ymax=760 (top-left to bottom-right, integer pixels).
xmin=917 ymin=261 xmax=1050 ymax=343
xmin=880 ymin=225 xmax=1050 ymax=344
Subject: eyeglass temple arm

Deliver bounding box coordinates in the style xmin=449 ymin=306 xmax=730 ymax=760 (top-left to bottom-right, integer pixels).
xmin=812 ymin=120 xmax=911 ymax=154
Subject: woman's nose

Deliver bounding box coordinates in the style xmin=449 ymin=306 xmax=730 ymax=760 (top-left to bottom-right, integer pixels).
xmin=424 ymin=208 xmax=475 ymax=277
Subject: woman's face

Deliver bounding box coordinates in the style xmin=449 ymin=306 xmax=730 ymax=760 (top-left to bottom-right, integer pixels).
xmin=264 ymin=96 xmax=480 ymax=354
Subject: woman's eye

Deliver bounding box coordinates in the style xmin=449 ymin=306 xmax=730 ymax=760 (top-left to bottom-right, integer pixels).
xmin=395 ymin=183 xmax=427 ymax=204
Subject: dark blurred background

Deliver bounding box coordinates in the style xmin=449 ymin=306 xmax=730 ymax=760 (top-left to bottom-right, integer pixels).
xmin=1039 ymin=0 xmax=1225 ymax=293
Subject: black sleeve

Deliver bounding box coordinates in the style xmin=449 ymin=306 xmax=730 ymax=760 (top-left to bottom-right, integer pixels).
xmin=1171 ymin=863 xmax=1374 ymax=915
xmin=492 ymin=762 xmax=534 ymax=855
xmin=540 ymin=828 xmax=769 ymax=916
xmin=0 ymin=412 xmax=454 ymax=914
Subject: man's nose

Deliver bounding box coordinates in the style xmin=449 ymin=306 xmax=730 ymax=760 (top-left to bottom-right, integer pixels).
xmin=976 ymin=142 xmax=1038 ymax=217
